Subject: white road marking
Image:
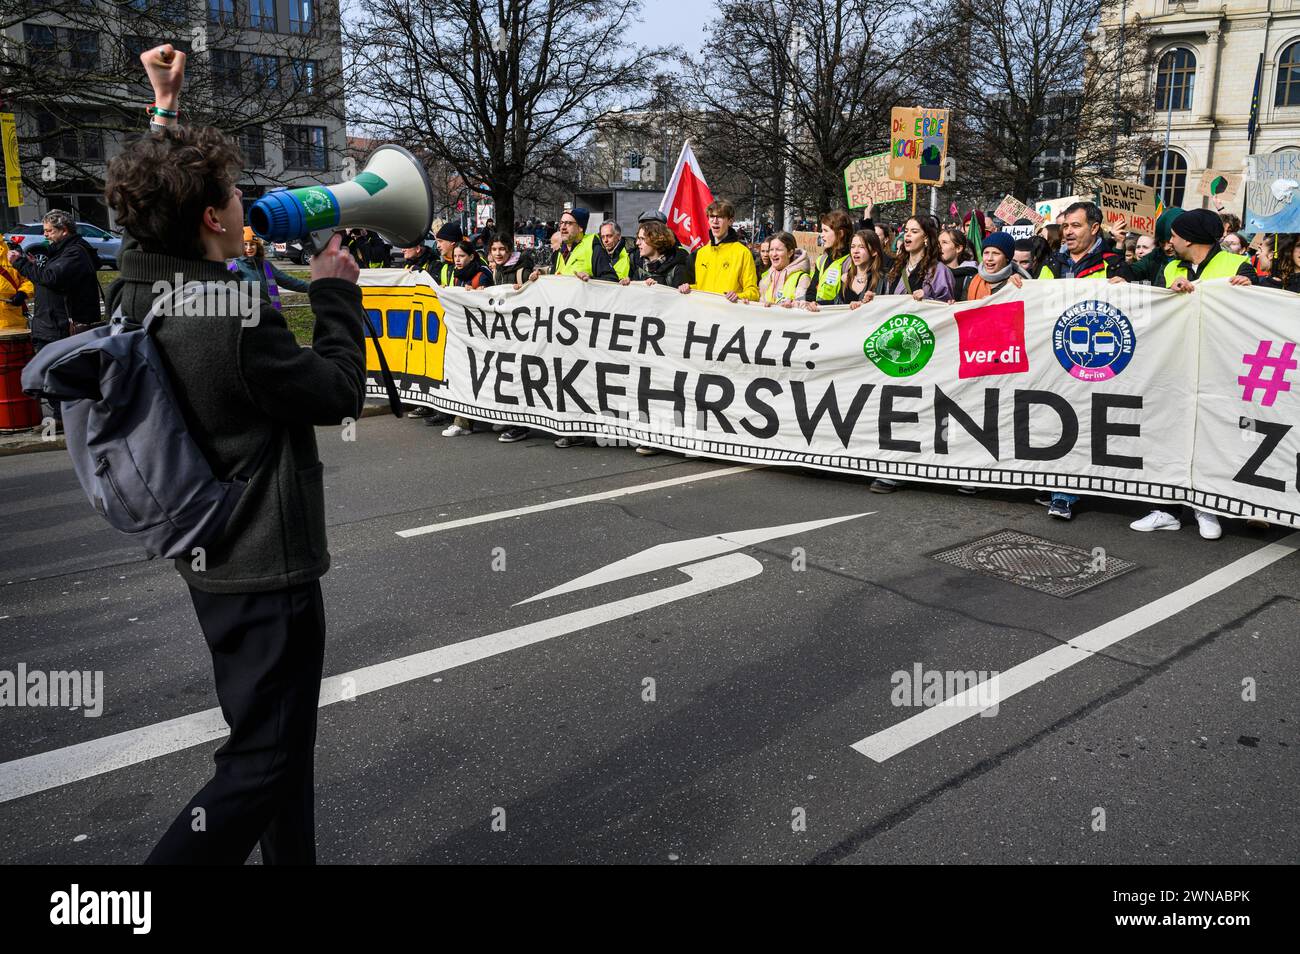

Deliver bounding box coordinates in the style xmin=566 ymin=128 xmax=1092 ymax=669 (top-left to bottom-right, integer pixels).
xmin=518 ymin=513 xmax=875 ymax=604
xmin=851 ymin=532 xmax=1300 ymax=763
xmin=396 ymin=465 xmax=757 ymax=537
xmin=0 ymin=554 xmax=762 ymax=804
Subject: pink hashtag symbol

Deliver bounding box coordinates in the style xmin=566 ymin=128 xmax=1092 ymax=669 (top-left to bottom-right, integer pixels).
xmin=1239 ymin=340 xmax=1298 ymax=407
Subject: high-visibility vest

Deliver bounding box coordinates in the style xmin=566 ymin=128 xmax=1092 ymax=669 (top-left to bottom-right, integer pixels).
xmin=813 ymin=251 xmax=850 ymax=302
xmin=607 ymin=245 xmax=631 ymax=280
xmin=556 ymin=233 xmax=596 ymax=277
xmin=759 ymin=267 xmax=810 ymax=304
xmin=1163 ymin=250 xmax=1250 ymax=286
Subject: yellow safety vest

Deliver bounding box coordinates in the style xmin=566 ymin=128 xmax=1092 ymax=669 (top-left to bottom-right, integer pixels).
xmin=556 ymin=233 xmax=597 ymax=277
xmin=760 ymin=268 xmax=809 ymax=304
xmin=813 ymin=252 xmax=850 ymax=302
xmin=1163 ymin=250 xmax=1250 ymax=286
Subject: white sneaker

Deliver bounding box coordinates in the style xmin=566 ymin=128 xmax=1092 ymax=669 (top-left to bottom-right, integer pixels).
xmin=1194 ymin=510 xmax=1222 ymax=540
xmin=441 ymin=424 xmax=472 ymax=437
xmin=1130 ymin=510 xmax=1180 ymax=532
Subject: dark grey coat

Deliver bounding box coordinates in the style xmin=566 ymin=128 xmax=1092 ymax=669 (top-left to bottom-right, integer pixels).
xmin=106 ymin=244 xmax=365 ymax=593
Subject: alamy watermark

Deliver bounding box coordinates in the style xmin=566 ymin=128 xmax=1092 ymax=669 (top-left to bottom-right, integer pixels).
xmin=0 ymin=664 xmax=103 ymax=717
xmin=150 ymin=274 xmax=261 ymax=327
xmin=890 ymin=663 xmax=1000 ymax=716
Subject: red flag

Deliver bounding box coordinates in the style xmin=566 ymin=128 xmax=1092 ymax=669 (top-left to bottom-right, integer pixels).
xmin=659 ymin=142 xmax=714 ymax=252
xmin=949 ymin=201 xmax=959 ymax=217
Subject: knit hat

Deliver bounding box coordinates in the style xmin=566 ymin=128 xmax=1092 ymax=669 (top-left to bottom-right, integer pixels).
xmin=565 ymin=207 xmax=590 ymax=231
xmin=983 ymin=231 xmax=1016 ymax=261
xmin=243 ymin=226 xmax=256 ymax=242
xmin=435 ymin=221 xmax=463 ymax=243
xmin=1154 ymin=206 xmax=1184 ymax=244
xmin=1170 ymin=208 xmax=1223 ymax=245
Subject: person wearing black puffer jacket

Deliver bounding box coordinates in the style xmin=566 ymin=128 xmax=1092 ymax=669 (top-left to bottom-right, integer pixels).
xmin=7 ymin=209 xmax=101 ymax=347
xmin=7 ymin=209 xmax=102 ymax=423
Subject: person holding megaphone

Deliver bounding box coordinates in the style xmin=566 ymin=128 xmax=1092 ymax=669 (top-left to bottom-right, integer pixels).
xmin=105 ymin=44 xmax=366 ymax=865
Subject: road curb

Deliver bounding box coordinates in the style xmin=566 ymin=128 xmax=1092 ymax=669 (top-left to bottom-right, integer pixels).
xmin=2 ymin=403 xmax=396 ymax=457
xmin=0 ymin=434 xmax=64 ymax=456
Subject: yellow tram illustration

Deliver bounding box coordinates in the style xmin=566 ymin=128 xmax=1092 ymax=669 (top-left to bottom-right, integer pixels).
xmin=359 ymin=279 xmax=448 ymax=388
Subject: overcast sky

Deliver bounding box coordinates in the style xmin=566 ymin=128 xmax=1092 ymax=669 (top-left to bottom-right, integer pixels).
xmin=626 ymin=0 xmax=713 ymax=57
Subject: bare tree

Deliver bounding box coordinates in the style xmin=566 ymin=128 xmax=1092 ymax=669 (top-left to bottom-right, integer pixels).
xmin=345 ymin=0 xmax=668 ymax=231
xmin=676 ymin=0 xmax=915 ymax=225
xmin=1 ymin=0 xmax=348 ymax=224
xmin=918 ymin=0 xmax=1157 ymax=207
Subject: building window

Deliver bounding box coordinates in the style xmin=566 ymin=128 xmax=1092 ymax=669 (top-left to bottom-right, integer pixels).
xmin=1277 ymin=41 xmax=1300 ymax=107
xmin=287 ymin=59 xmax=318 ymax=95
xmin=289 ymin=0 xmax=314 ymax=33
xmin=211 ymin=48 xmax=242 ymax=93
xmin=249 ymin=0 xmax=277 ymax=30
xmin=24 ymin=24 xmax=59 ymax=69
xmin=284 ymin=124 xmax=327 ymax=169
xmin=69 ymin=30 xmax=99 ymax=70
xmin=240 ymin=126 xmax=266 ymax=168
xmin=1155 ymin=48 xmax=1196 ymax=112
xmin=36 ymin=110 xmax=104 ymax=162
xmin=1142 ymin=150 xmax=1188 ymax=208
xmin=207 ymin=0 xmax=237 ymax=25
xmin=249 ymin=54 xmax=280 ymax=92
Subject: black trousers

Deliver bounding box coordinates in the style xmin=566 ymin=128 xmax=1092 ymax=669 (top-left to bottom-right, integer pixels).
xmin=31 ymin=339 xmax=62 ymax=422
xmin=146 ymin=580 xmax=327 ymax=865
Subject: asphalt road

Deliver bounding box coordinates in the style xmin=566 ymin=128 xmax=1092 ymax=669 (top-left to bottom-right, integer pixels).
xmin=1 ymin=413 xmax=1296 ymax=864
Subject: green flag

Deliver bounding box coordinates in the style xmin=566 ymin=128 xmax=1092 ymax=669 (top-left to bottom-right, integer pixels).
xmin=966 ymin=211 xmax=983 ymax=258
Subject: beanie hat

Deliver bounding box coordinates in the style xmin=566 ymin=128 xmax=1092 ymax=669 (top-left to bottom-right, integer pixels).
xmin=243 ymin=225 xmax=256 ymax=242
xmin=435 ymin=221 xmax=463 ymax=243
xmin=566 ymin=207 xmax=590 ymax=231
xmin=1154 ymin=206 xmax=1184 ymax=245
xmin=983 ymin=231 xmax=1016 ymax=261
xmin=1170 ymin=208 xmax=1223 ymax=245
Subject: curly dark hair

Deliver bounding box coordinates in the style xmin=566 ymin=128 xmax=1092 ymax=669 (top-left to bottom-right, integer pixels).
xmin=104 ymin=125 xmax=243 ymax=260
xmin=637 ymin=219 xmax=677 ymax=256
xmin=1276 ymin=234 xmax=1300 ymax=286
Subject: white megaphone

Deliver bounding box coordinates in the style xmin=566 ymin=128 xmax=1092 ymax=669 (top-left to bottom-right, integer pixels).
xmin=247 ymin=144 xmax=434 ymax=251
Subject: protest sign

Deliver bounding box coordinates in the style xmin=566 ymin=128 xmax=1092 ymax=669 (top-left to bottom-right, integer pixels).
xmin=1100 ymin=179 xmax=1157 ymax=236
xmin=1244 ymin=151 xmax=1300 ymax=233
xmin=845 ymin=152 xmax=908 ymax=209
xmin=1197 ymin=169 xmax=1241 ymax=206
xmin=888 ymin=107 xmax=949 ymax=185
xmin=359 ymin=272 xmax=1300 ymax=527
xmin=792 ymin=231 xmax=822 ymax=261
xmin=1034 ymin=195 xmax=1085 ymax=223
xmin=1002 ymin=224 xmax=1036 ymax=240
xmin=994 ymin=196 xmax=1044 ymax=228
xmin=513 ymin=233 xmax=536 ymax=249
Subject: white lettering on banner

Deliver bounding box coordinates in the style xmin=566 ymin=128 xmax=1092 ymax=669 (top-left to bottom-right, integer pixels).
xmin=355 ymin=271 xmax=1300 ymax=527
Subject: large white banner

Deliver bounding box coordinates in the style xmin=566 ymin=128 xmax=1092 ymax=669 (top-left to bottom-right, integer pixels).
xmin=357 ymin=271 xmax=1300 ymax=527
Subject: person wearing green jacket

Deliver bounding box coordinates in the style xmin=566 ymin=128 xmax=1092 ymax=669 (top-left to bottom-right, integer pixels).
xmin=1112 ymin=206 xmax=1181 ymax=286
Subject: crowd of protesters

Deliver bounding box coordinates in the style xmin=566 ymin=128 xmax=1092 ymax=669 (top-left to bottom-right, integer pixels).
xmin=393 ymin=192 xmax=1295 ymax=536
xmin=5 ymin=182 xmax=1293 ymax=528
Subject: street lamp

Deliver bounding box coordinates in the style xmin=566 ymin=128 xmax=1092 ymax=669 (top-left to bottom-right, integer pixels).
xmin=782 ymin=24 xmax=806 ymax=232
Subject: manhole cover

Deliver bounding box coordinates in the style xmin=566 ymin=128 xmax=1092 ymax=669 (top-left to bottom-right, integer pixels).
xmin=931 ymin=529 xmax=1137 ymax=598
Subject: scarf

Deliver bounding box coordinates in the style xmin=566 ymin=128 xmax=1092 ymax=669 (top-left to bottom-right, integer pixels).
xmin=453 ymin=261 xmax=483 ymax=286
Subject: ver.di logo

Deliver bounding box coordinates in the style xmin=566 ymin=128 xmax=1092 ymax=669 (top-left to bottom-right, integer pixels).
xmin=1052 ymin=300 xmax=1135 ymax=382
xmin=864 ymin=314 xmax=935 ymax=377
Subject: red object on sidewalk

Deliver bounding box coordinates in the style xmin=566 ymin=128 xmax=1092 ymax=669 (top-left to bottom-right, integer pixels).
xmin=0 ymin=329 xmax=41 ymax=431
xmin=659 ymin=142 xmax=714 ymax=253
